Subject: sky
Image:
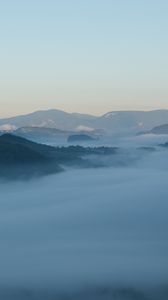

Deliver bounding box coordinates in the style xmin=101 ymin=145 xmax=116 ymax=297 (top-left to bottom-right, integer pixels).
xmin=0 ymin=0 xmax=168 ymax=117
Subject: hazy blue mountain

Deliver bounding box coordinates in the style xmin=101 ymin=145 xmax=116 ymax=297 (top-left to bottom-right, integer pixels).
xmin=93 ymin=110 xmax=168 ymax=132
xmin=13 ymin=126 xmax=74 ymax=142
xmin=10 ymin=126 xmax=101 ymax=145
xmin=1 ymin=109 xmax=168 ymax=133
xmin=151 ymin=123 xmax=168 ymax=134
xmin=67 ymin=134 xmax=97 ymax=143
xmin=138 ymin=123 xmax=168 ymax=136
xmin=0 ymin=109 xmax=96 ymax=131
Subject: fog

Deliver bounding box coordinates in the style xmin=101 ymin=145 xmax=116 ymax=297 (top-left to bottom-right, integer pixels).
xmin=43 ymin=132 xmax=168 ymax=148
xmin=0 ymin=137 xmax=168 ymax=299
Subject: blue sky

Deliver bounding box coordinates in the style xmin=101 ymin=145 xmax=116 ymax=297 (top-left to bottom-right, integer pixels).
xmin=0 ymin=0 xmax=168 ymax=116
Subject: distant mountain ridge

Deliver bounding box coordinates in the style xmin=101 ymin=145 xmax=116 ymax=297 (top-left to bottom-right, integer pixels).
xmin=138 ymin=123 xmax=168 ymax=136
xmin=151 ymin=123 xmax=168 ymax=134
xmin=1 ymin=109 xmax=168 ymax=133
xmin=0 ymin=109 xmax=96 ymax=131
xmin=13 ymin=126 xmax=74 ymax=141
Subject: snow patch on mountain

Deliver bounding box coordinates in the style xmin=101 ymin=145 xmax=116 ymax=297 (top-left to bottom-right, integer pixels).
xmin=0 ymin=124 xmax=17 ymax=131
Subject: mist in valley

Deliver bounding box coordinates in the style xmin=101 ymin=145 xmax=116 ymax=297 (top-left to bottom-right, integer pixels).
xmin=0 ymin=135 xmax=168 ymax=299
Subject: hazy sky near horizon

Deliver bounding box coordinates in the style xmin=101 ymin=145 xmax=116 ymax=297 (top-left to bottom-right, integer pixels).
xmin=0 ymin=0 xmax=168 ymax=117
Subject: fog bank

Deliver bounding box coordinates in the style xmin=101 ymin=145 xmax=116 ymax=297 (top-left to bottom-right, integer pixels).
xmin=0 ymin=149 xmax=168 ymax=299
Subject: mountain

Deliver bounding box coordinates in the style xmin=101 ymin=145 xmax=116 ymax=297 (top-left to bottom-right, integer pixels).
xmin=1 ymin=109 xmax=168 ymax=133
xmin=0 ymin=109 xmax=96 ymax=132
xmin=13 ymin=126 xmax=74 ymax=142
xmin=7 ymin=126 xmax=101 ymax=144
xmin=0 ymin=133 xmax=160 ymax=181
xmin=138 ymin=123 xmax=168 ymax=135
xmin=0 ymin=134 xmax=61 ymax=179
xmin=0 ymin=134 xmax=118 ymax=180
xmin=0 ymin=134 xmax=48 ymax=164
xmin=151 ymin=124 xmax=168 ymax=134
xmin=93 ymin=110 xmax=168 ymax=133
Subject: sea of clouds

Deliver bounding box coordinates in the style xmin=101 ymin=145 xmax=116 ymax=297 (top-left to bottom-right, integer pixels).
xmin=0 ymin=134 xmax=168 ymax=299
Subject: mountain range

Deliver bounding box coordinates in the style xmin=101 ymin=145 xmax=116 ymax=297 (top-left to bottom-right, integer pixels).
xmin=1 ymin=109 xmax=168 ymax=134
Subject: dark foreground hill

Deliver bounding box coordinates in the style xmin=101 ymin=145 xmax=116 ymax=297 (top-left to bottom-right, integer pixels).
xmin=0 ymin=134 xmax=62 ymax=179
xmin=0 ymin=134 xmax=118 ymax=180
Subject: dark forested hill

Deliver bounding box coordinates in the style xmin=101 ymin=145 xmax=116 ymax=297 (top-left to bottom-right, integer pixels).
xmin=0 ymin=134 xmax=118 ymax=180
